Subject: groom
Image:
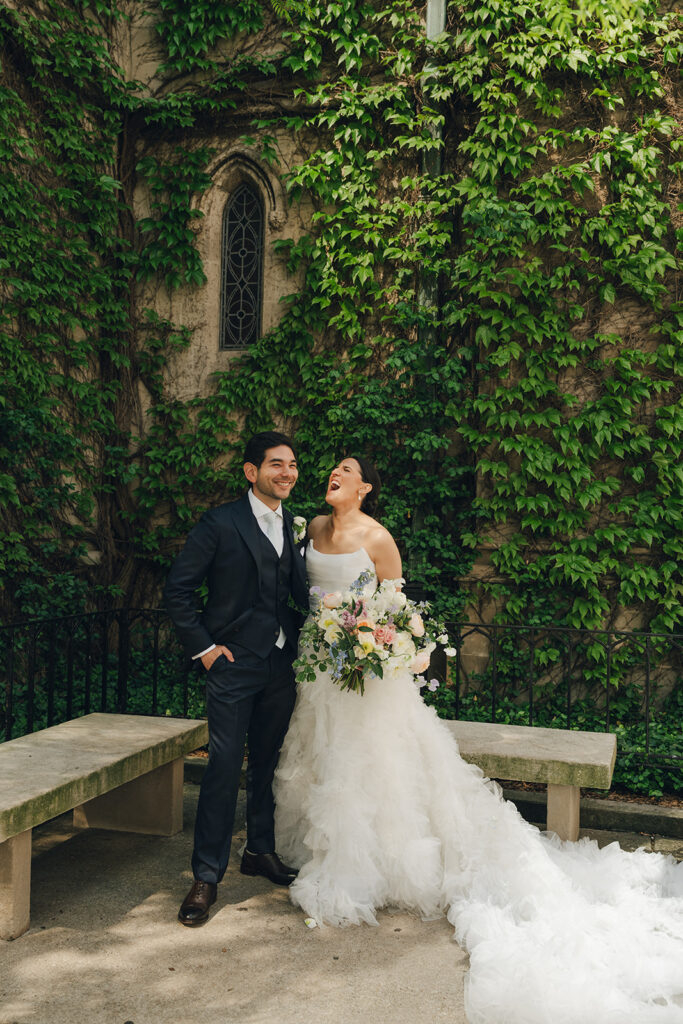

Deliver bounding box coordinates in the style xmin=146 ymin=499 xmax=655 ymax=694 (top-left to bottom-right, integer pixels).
xmin=164 ymin=431 xmax=308 ymax=926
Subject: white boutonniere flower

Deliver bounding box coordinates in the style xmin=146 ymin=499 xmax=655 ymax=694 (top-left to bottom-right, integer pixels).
xmin=292 ymin=516 xmax=307 ymax=543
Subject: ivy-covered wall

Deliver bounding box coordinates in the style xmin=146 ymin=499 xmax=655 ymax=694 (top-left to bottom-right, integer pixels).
xmin=0 ymin=0 xmax=681 ymax=640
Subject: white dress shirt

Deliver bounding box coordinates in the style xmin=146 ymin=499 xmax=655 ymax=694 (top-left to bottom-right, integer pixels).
xmin=248 ymin=489 xmax=284 ymax=556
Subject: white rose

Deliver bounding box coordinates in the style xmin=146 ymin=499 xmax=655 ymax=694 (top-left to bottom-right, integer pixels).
xmin=358 ymin=632 xmax=377 ymax=654
xmin=324 ymin=625 xmax=343 ymax=645
xmin=411 ymin=649 xmax=431 ymax=674
xmin=444 ymin=647 xmax=457 ymax=658
xmin=392 ymin=633 xmax=416 ymax=658
xmin=323 ymin=591 xmax=342 ymax=608
xmin=292 ymin=516 xmax=307 ymax=543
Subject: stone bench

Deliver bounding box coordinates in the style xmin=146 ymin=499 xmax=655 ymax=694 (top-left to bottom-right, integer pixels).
xmin=444 ymin=720 xmax=617 ymax=842
xmin=0 ymin=712 xmax=208 ymax=940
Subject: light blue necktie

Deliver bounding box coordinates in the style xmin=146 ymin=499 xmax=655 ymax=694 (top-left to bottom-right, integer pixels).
xmin=262 ymin=509 xmax=283 ymax=556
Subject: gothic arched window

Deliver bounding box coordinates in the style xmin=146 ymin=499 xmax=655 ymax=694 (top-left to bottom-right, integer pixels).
xmin=219 ymin=183 xmax=264 ymax=349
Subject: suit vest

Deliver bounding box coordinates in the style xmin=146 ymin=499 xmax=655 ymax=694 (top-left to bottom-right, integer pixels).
xmin=231 ymin=525 xmax=295 ymax=657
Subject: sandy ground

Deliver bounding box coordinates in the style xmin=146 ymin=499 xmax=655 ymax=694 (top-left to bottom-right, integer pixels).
xmin=3 ymin=782 xmax=681 ymax=1024
xmin=1 ymin=786 xmax=468 ymax=1024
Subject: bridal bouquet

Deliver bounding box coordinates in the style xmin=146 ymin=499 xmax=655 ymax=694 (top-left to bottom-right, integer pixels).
xmin=296 ymin=571 xmax=455 ymax=695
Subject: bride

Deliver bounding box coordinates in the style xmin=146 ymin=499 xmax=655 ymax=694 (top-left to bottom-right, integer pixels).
xmin=274 ymin=456 xmax=683 ymax=1023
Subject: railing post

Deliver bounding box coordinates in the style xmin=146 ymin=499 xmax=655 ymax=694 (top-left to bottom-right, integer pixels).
xmin=46 ymin=621 xmax=56 ymax=728
xmin=84 ymin=618 xmax=92 ymax=715
xmin=528 ymin=630 xmax=535 ymax=727
xmin=182 ymin=658 xmax=191 ymax=717
xmin=605 ymin=641 xmax=612 ymax=732
xmin=565 ymin=631 xmax=573 ymax=730
xmin=645 ymin=635 xmax=651 ymax=758
xmin=100 ymin=611 xmax=109 ymax=712
xmin=454 ymin=624 xmax=461 ymax=720
xmin=66 ymin=627 xmax=74 ymax=721
xmin=152 ymin=615 xmax=160 ymax=715
xmin=491 ymin=626 xmax=498 ymax=723
xmin=5 ymin=626 xmax=15 ymax=741
xmin=116 ymin=611 xmax=130 ymax=714
xmin=26 ymin=625 xmax=36 ymax=735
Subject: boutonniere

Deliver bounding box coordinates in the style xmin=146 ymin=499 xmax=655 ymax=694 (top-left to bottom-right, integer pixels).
xmin=292 ymin=516 xmax=307 ymax=543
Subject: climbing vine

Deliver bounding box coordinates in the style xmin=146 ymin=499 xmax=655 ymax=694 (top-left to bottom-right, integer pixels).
xmin=443 ymin=4 xmax=683 ymax=634
xmin=207 ymin=0 xmax=683 ymax=636
xmin=0 ymin=0 xmax=681 ymax=651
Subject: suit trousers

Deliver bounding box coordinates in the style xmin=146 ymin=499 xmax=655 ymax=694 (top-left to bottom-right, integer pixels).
xmin=192 ymin=642 xmax=297 ymax=885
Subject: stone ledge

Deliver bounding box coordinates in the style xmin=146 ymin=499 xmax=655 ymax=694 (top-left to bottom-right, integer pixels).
xmin=501 ymin=787 xmax=683 ymax=840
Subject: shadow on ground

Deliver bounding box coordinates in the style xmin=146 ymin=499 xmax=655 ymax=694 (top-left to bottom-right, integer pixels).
xmin=1 ymin=787 xmax=468 ymax=1024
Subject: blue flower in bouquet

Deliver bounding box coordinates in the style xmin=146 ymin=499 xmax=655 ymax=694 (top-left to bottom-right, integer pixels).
xmin=329 ymin=642 xmax=349 ymax=682
xmin=350 ymin=569 xmax=375 ymax=595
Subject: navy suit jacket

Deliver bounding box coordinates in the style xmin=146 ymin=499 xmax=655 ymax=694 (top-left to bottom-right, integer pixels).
xmin=163 ymin=493 xmax=308 ymax=659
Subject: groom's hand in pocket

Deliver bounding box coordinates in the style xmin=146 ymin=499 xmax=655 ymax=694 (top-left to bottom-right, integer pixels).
xmin=201 ymin=645 xmax=234 ymax=671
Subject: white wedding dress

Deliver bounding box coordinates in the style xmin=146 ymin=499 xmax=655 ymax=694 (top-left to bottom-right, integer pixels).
xmin=274 ymin=545 xmax=683 ymax=1023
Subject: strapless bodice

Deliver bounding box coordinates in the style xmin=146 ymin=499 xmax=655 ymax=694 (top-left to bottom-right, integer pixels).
xmin=305 ymin=541 xmax=377 ymax=594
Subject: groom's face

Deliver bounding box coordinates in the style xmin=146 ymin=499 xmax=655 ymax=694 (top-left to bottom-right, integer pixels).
xmin=245 ymin=445 xmax=298 ymax=507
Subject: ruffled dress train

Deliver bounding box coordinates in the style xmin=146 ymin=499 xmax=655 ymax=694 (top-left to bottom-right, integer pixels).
xmin=274 ymin=545 xmax=683 ymax=1023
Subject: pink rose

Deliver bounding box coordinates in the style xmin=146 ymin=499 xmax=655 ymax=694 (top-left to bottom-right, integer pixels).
xmin=373 ymin=624 xmax=396 ymax=646
xmin=323 ymin=592 xmax=342 ymax=608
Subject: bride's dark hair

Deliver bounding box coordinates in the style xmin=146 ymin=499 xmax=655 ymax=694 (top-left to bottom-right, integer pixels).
xmin=346 ymin=456 xmax=381 ymax=516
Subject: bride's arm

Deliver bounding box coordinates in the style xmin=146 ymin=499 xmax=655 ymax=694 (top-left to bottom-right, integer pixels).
xmin=368 ymin=529 xmax=402 ymax=583
xmin=307 ymin=515 xmax=327 ymax=542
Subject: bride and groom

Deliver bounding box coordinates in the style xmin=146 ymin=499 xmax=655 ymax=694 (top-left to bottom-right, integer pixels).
xmin=164 ymin=430 xmax=395 ymax=914
xmin=165 ymin=431 xmax=683 ymax=1024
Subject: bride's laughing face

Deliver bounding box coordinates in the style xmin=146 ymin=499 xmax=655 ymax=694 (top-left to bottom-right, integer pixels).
xmin=325 ymin=458 xmax=368 ymax=508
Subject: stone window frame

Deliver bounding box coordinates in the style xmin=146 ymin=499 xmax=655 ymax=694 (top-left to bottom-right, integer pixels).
xmin=196 ymin=150 xmax=289 ymax=354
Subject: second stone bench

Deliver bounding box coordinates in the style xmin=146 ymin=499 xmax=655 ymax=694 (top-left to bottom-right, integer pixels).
xmin=443 ymin=719 xmax=617 ymax=841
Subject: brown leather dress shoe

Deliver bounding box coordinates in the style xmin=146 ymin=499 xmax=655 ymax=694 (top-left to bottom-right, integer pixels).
xmin=240 ymin=851 xmax=298 ymax=886
xmin=178 ymin=880 xmax=217 ymax=926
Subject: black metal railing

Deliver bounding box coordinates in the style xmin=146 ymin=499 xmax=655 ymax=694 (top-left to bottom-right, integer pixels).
xmin=2 ymin=611 xmax=682 ymax=776
xmin=443 ymin=622 xmax=682 ymax=769
xmin=1 ymin=609 xmax=196 ymax=742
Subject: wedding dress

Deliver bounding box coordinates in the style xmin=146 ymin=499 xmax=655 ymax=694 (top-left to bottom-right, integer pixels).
xmin=274 ymin=544 xmax=683 ymax=1023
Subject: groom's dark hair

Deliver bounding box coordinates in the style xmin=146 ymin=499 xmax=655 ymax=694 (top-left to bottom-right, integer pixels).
xmin=243 ymin=430 xmax=297 ymax=469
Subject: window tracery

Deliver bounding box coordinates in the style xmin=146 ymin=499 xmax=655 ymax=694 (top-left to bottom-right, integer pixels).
xmin=219 ymin=183 xmax=263 ymax=349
